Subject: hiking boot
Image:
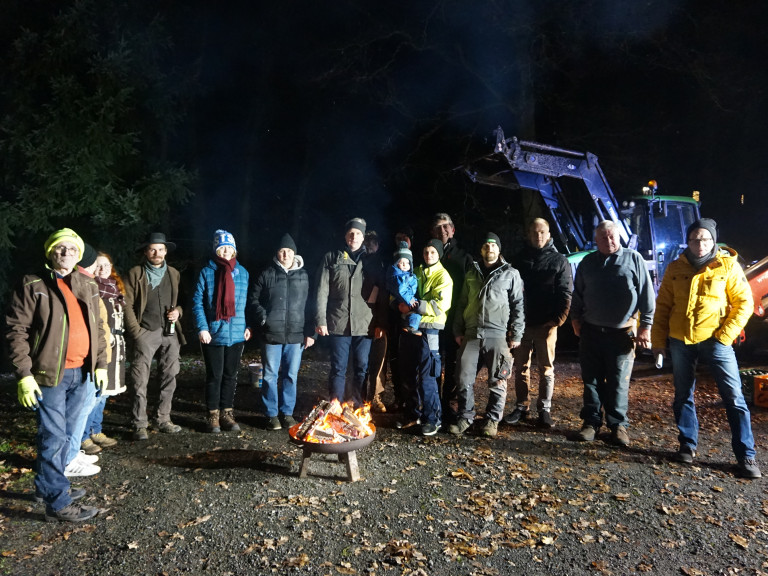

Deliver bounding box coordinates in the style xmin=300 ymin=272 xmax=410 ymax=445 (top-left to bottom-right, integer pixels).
xmin=206 ymin=410 xmax=221 ymax=434
xmin=267 ymin=416 xmax=282 ymax=431
xmin=64 ymin=459 xmax=100 ymax=478
xmin=675 ymin=445 xmax=695 ymax=464
xmin=503 ymin=407 xmax=528 ymax=425
xmin=396 ymin=418 xmax=420 ymax=430
xmin=157 ymin=421 xmax=182 ymax=434
xmin=90 ymin=432 xmax=118 ymax=447
xmin=371 ymin=397 xmax=387 ymax=413
xmin=220 ymin=409 xmax=241 ymax=432
xmin=610 ymin=426 xmax=630 ymax=447
xmin=421 ymin=422 xmax=438 ymax=436
xmin=45 ymin=503 xmax=99 ymax=523
xmin=280 ymin=414 xmax=298 ymax=428
xmin=35 ymin=486 xmax=86 ymax=504
xmin=537 ymin=410 xmax=553 ymax=429
xmin=737 ymin=458 xmax=762 ymax=479
xmin=481 ymin=419 xmax=498 ymax=438
xmin=448 ymin=418 xmax=473 ymax=436
xmin=575 ymin=424 xmax=597 ymax=442
xmin=80 ymin=438 xmax=102 ymax=455
xmin=133 ymin=428 xmax=149 ymax=441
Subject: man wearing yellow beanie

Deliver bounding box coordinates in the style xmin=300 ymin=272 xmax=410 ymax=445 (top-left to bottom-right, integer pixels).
xmin=5 ymin=228 xmax=108 ymax=522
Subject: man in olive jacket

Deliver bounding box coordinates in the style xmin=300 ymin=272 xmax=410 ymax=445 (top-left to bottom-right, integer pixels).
xmin=123 ymin=232 xmax=186 ymax=440
xmin=5 ymin=228 xmax=107 ymax=522
xmin=315 ymin=218 xmax=383 ymax=407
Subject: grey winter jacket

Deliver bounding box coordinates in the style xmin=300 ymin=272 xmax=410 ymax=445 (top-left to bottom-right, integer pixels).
xmin=315 ymin=249 xmax=377 ymax=336
xmin=453 ymin=259 xmax=525 ymax=342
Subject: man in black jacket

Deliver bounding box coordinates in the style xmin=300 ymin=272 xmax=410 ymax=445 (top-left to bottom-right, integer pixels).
xmin=430 ymin=213 xmax=473 ymax=424
xmin=505 ymin=219 xmax=573 ymax=428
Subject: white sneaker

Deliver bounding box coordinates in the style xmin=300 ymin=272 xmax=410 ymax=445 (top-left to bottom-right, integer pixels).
xmin=74 ymin=450 xmax=99 ymax=465
xmin=64 ymin=459 xmax=101 ymax=477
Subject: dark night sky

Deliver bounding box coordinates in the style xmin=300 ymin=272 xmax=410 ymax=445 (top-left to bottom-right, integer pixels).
xmin=13 ymin=0 xmax=768 ymax=269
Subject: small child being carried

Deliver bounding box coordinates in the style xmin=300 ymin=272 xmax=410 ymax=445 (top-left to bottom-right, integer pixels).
xmin=386 ymin=242 xmax=422 ymax=336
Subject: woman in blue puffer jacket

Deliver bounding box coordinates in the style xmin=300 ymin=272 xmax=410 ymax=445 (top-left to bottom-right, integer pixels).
xmin=193 ymin=230 xmax=251 ymax=433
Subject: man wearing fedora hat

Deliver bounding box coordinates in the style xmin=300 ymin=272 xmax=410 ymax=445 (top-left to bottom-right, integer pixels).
xmin=124 ymin=232 xmax=186 ymax=440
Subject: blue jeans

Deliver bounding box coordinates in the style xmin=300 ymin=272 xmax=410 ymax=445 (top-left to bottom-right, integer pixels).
xmin=67 ymin=374 xmax=99 ymax=465
xmin=262 ymin=342 xmax=303 ymax=417
xmin=670 ymin=337 xmax=755 ymax=460
xmin=399 ymin=330 xmax=442 ymax=425
xmin=82 ymin=394 xmax=107 ymax=441
xmin=579 ymin=325 xmax=635 ymax=429
xmin=36 ymin=367 xmax=89 ymax=512
xmin=328 ymin=335 xmax=371 ymax=407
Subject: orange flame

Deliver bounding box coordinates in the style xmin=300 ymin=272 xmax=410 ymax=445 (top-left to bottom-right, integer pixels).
xmin=302 ymin=400 xmax=374 ymax=443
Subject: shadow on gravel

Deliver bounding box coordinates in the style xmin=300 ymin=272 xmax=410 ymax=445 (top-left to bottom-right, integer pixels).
xmin=151 ymin=448 xmax=294 ymax=476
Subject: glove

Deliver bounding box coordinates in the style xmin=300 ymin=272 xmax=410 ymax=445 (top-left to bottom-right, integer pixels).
xmin=94 ymin=368 xmax=109 ymax=393
xmin=18 ymin=376 xmax=42 ymax=409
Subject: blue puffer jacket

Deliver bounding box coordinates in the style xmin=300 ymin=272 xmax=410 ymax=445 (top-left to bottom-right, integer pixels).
xmin=192 ymin=260 xmax=250 ymax=346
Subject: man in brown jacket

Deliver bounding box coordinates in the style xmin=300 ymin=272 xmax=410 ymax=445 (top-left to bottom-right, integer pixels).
xmin=124 ymin=232 xmax=186 ymax=440
xmin=5 ymin=228 xmax=107 ymax=522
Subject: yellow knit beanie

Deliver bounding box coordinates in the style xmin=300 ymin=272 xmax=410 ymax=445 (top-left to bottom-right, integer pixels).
xmin=44 ymin=228 xmax=84 ymax=261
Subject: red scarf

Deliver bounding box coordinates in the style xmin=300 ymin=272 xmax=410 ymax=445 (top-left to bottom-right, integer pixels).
xmin=213 ymin=256 xmax=237 ymax=321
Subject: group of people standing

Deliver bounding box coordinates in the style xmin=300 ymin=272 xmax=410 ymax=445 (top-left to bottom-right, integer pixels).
xmin=5 ymin=212 xmax=760 ymax=523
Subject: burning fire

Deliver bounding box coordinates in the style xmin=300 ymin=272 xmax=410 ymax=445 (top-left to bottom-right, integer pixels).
xmin=292 ymin=399 xmax=374 ymax=444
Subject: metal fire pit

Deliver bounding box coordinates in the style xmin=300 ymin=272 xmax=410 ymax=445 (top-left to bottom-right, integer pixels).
xmin=289 ymin=423 xmax=376 ymax=482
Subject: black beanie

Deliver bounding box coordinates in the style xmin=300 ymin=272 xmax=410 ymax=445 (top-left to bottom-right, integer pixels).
xmin=686 ymin=218 xmax=717 ymax=245
xmin=278 ymin=233 xmax=297 ymax=253
xmin=426 ymin=238 xmax=444 ymax=258
xmin=345 ymin=218 xmax=366 ymax=235
xmin=393 ymin=241 xmax=413 ymax=269
xmin=483 ymin=232 xmax=501 ymax=251
xmin=80 ymin=243 xmax=98 ymax=268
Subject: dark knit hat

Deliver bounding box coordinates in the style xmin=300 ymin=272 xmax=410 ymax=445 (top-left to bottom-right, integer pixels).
xmin=393 ymin=241 xmax=413 ymax=269
xmin=686 ymin=218 xmax=717 ymax=245
xmin=425 ymin=238 xmax=444 ymax=258
xmin=79 ymin=243 xmax=98 ymax=268
xmin=483 ymin=232 xmax=501 ymax=251
xmin=278 ymin=233 xmax=297 ymax=253
xmin=345 ymin=218 xmax=366 ymax=235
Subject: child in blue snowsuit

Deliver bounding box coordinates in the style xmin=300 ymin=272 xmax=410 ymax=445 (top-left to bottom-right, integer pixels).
xmin=386 ymin=242 xmax=422 ymax=334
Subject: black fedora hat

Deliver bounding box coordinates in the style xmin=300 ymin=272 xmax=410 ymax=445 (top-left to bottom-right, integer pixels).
xmin=137 ymin=232 xmax=176 ymax=252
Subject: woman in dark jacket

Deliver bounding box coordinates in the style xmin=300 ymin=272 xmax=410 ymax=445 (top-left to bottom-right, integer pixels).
xmin=249 ymin=234 xmax=314 ymax=430
xmin=192 ymin=230 xmax=251 ymax=433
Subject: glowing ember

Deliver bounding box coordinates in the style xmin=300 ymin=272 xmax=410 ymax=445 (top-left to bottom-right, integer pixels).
xmin=292 ymin=400 xmax=374 ymax=443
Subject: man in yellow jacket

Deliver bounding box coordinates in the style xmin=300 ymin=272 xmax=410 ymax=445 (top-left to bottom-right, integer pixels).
xmin=651 ymin=218 xmax=759 ymax=478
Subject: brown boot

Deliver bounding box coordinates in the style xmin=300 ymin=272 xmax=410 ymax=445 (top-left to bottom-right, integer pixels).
xmin=220 ymin=408 xmax=241 ymax=432
xmin=207 ymin=410 xmax=221 ymax=434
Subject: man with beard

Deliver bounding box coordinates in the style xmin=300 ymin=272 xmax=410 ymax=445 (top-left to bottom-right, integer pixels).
xmin=450 ymin=233 xmax=525 ymax=438
xmin=124 ymin=232 xmax=186 ymax=440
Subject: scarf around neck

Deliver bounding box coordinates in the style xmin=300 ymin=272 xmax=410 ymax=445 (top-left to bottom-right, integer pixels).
xmin=213 ymin=256 xmax=237 ymax=321
xmin=684 ymin=246 xmax=717 ymax=271
xmin=144 ymin=260 xmax=168 ymax=289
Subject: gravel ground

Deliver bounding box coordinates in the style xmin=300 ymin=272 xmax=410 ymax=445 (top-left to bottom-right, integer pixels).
xmin=1 ymin=345 xmax=768 ymax=576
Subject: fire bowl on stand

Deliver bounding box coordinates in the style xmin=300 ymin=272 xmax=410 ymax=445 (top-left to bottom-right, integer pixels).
xmin=289 ymin=423 xmax=376 ymax=482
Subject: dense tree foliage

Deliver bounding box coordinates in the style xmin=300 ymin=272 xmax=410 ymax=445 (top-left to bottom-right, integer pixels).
xmin=0 ymin=0 xmax=195 ymax=299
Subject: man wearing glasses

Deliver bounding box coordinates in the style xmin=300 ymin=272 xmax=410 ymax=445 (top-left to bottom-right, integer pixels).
xmin=5 ymin=228 xmax=108 ymax=522
xmin=651 ymin=218 xmax=760 ymax=478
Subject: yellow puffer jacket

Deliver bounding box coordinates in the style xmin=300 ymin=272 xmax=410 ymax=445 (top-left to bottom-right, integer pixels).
xmin=651 ymin=247 xmax=753 ymax=347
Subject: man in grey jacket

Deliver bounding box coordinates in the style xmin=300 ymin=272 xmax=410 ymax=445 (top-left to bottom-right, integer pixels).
xmin=449 ymin=233 xmax=525 ymax=437
xmin=315 ymin=218 xmax=383 ymax=407
xmin=571 ymin=220 xmax=655 ymax=447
